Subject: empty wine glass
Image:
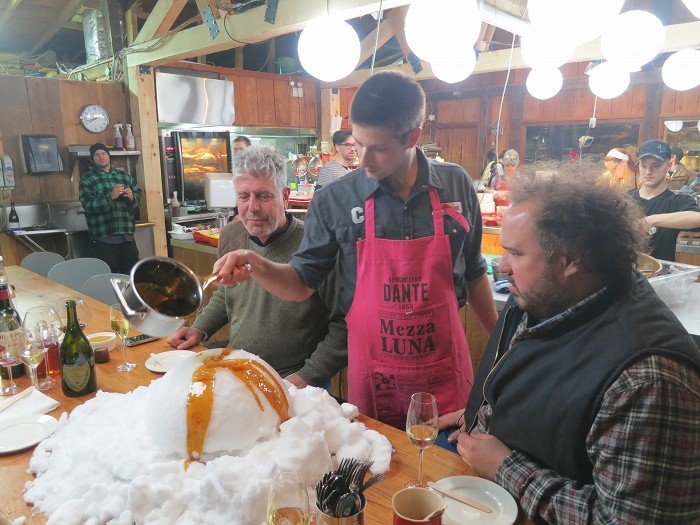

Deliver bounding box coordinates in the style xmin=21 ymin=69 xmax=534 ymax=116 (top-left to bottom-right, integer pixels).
xmin=110 ymin=304 xmax=135 ymax=372
xmin=56 ymin=297 xmax=91 ymax=332
xmin=267 ymin=470 xmax=310 ymax=525
xmin=405 ymin=392 xmax=439 ymax=488
xmin=23 ymin=306 xmax=62 ymax=390
xmin=0 ymin=343 xmax=21 ymax=396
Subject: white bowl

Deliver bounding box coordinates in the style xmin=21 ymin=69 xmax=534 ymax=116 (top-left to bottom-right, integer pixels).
xmin=87 ymin=332 xmax=117 ymax=352
xmin=168 ymin=231 xmax=194 ymax=240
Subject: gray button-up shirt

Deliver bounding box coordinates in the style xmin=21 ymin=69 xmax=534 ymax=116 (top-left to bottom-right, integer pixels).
xmin=291 ymin=148 xmax=487 ymax=315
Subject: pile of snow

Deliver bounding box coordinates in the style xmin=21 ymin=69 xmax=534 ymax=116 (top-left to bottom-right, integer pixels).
xmin=24 ymin=350 xmax=392 ymax=525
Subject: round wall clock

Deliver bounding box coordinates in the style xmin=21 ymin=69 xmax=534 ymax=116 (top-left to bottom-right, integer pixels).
xmin=79 ymin=104 xmax=110 ymax=133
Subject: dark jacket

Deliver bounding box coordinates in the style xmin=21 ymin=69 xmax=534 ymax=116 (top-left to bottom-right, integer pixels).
xmin=465 ymin=273 xmax=700 ymax=483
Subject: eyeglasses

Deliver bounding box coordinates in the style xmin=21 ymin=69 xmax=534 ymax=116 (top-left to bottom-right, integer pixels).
xmin=339 ymin=143 xmax=356 ymax=148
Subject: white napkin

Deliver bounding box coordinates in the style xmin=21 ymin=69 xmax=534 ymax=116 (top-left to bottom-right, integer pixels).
xmin=0 ymin=388 xmax=60 ymax=424
xmin=171 ymin=223 xmax=185 ymax=233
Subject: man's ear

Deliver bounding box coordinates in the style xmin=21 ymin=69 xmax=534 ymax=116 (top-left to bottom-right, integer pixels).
xmin=282 ymin=185 xmax=291 ymax=207
xmin=405 ymin=127 xmax=423 ymax=148
xmin=561 ymin=250 xmax=582 ymax=280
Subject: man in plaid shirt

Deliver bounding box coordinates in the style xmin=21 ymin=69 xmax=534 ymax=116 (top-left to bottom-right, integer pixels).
xmin=79 ymin=143 xmax=142 ymax=274
xmin=443 ymin=163 xmax=699 ymax=523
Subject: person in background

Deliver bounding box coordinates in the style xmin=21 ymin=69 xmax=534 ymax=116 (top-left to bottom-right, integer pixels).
xmin=212 ymin=71 xmax=497 ymax=428
xmin=667 ymin=147 xmax=692 ymax=190
xmin=79 ymin=143 xmax=141 ymax=274
xmin=454 ymin=164 xmax=699 ymax=524
xmin=629 ymin=139 xmax=700 ymax=262
xmin=600 ymin=146 xmax=638 ymax=192
xmin=233 ymin=135 xmax=251 ymax=155
xmin=476 ymin=149 xmax=497 ymax=192
xmin=167 ymin=146 xmax=346 ymax=388
xmin=315 ymin=130 xmax=357 ymax=189
xmin=489 ymin=149 xmax=519 ymax=206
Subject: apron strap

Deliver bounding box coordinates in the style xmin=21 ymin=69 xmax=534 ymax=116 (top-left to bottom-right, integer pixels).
xmin=441 ymin=202 xmax=471 ymax=233
xmin=364 ymin=193 xmax=376 ymax=239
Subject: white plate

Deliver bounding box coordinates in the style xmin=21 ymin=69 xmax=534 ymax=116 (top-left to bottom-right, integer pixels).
xmin=434 ymin=476 xmax=518 ymax=525
xmin=168 ymin=231 xmax=194 ymax=240
xmin=145 ymin=350 xmax=196 ymax=373
xmin=0 ymin=414 xmax=58 ymax=454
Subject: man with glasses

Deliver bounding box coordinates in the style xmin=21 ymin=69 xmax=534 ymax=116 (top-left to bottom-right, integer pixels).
xmin=167 ymin=145 xmax=347 ymax=388
xmin=315 ymin=130 xmax=357 ymax=188
xmin=213 ymin=72 xmax=497 ymax=428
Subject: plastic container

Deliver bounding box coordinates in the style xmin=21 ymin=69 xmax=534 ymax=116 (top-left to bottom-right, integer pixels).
xmin=648 ymin=260 xmax=700 ymax=308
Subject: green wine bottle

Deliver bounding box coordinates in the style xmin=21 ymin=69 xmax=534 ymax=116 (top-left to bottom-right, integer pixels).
xmin=60 ymin=299 xmax=97 ymax=397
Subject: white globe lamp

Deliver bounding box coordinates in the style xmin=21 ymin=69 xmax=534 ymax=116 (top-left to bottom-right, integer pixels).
xmin=526 ymin=68 xmax=563 ymax=100
xmin=431 ymin=49 xmax=476 ymax=84
xmin=662 ymin=49 xmax=700 ymax=91
xmin=663 ymin=120 xmax=684 ymax=132
xmin=588 ymin=62 xmax=630 ymax=99
xmin=405 ymin=0 xmax=481 ymax=62
xmin=601 ymin=10 xmax=664 ymax=71
xmin=297 ymin=15 xmax=360 ymax=82
xmin=682 ymin=0 xmax=700 ymax=18
xmin=521 ymin=25 xmax=573 ymax=69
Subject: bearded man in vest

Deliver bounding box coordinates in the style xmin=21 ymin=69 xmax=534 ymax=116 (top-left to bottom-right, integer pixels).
xmin=453 ymin=163 xmax=699 ymax=523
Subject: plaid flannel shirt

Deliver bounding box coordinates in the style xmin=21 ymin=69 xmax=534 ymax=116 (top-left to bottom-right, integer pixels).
xmin=79 ymin=165 xmax=142 ymax=240
xmin=474 ymin=295 xmax=700 ymax=524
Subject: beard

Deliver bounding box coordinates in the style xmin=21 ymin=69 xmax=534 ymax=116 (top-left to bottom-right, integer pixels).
xmin=512 ymin=269 xmax=573 ymax=324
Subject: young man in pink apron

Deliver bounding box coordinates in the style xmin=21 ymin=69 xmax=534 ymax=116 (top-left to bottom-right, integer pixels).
xmin=215 ymin=72 xmax=498 ymax=428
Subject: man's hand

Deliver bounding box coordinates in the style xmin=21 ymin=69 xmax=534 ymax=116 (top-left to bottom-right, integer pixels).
xmin=213 ymin=250 xmax=256 ymax=286
xmin=438 ymin=409 xmax=466 ymax=443
xmin=456 ymin=432 xmax=511 ymax=481
xmin=284 ymin=373 xmax=308 ymax=389
xmin=111 ymin=184 xmax=125 ymax=200
xmin=122 ymin=187 xmax=134 ymax=201
xmin=167 ymin=327 xmax=204 ymax=349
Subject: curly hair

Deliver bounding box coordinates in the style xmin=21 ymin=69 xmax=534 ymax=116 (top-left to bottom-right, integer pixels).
xmin=350 ymin=71 xmax=425 ymax=141
xmin=232 ymin=145 xmax=287 ymax=192
xmin=511 ymin=159 xmax=645 ymax=288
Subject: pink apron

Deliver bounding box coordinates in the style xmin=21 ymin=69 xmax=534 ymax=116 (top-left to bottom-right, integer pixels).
xmin=345 ymin=188 xmax=474 ymax=428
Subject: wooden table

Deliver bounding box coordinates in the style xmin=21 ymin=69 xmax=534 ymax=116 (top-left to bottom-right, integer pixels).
xmin=0 ymin=266 xmax=528 ymax=524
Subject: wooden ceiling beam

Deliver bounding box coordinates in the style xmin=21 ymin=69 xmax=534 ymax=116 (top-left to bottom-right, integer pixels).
xmin=0 ymin=0 xmax=25 ymax=33
xmin=31 ymin=0 xmax=85 ymax=54
xmin=133 ymin=0 xmax=188 ymax=44
xmin=358 ymin=12 xmax=395 ymax=65
xmin=326 ymin=20 xmax=700 ymax=87
xmin=63 ymin=21 xmax=84 ymax=31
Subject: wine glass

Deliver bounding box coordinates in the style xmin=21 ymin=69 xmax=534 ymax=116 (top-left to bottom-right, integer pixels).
xmin=56 ymin=297 xmax=91 ymax=332
xmin=405 ymin=392 xmax=439 ymax=488
xmin=267 ymin=470 xmax=310 ymax=525
xmin=110 ymin=304 xmax=135 ymax=372
xmin=20 ymin=339 xmax=45 ymax=389
xmin=0 ymin=342 xmax=21 ymax=396
xmin=23 ymin=306 xmax=63 ymax=390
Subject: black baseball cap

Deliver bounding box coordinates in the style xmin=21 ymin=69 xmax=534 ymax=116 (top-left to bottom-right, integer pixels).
xmin=638 ymin=140 xmax=672 ymax=162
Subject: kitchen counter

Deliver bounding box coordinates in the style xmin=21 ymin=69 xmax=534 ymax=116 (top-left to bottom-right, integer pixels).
xmin=170 ymin=238 xmax=217 ymax=255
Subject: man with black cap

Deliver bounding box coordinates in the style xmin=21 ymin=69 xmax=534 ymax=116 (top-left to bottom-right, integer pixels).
xmin=79 ymin=143 xmax=142 ymax=273
xmin=629 ymin=139 xmax=700 ymax=261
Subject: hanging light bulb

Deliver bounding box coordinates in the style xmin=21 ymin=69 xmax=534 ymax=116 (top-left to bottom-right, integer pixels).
xmin=682 ymin=0 xmax=700 ymax=18
xmin=431 ymin=48 xmax=476 ymax=84
xmin=662 ymin=49 xmax=700 ymax=91
xmin=526 ymin=68 xmax=563 ymax=100
xmin=663 ymin=121 xmax=684 ymax=132
xmin=297 ymin=15 xmax=360 ymax=82
xmin=528 ymin=0 xmax=624 ymax=46
xmin=520 ymin=25 xmax=574 ymax=69
xmin=405 ymin=0 xmax=481 ymax=63
xmin=601 ymin=10 xmax=665 ymax=71
xmin=588 ymin=62 xmax=630 ymax=99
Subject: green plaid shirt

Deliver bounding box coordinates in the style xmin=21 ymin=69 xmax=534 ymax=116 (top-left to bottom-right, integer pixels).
xmin=79 ymin=165 xmax=142 ymax=240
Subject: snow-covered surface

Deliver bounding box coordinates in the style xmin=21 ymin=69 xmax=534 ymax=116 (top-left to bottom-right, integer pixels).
xmin=24 ymin=349 xmax=392 ymax=525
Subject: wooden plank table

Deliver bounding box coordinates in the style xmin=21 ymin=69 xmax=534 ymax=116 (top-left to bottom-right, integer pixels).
xmin=0 ymin=266 xmax=528 ymax=524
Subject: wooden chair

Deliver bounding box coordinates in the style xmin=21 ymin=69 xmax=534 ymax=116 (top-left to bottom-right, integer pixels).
xmin=81 ymin=273 xmax=129 ymax=305
xmin=46 ymin=258 xmax=111 ymax=292
xmin=20 ymin=252 xmax=65 ymax=277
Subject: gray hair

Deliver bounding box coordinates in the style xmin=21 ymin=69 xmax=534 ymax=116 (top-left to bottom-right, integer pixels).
xmin=502 ymin=149 xmax=520 ymax=166
xmin=232 ymin=145 xmax=287 ymax=191
xmin=511 ymin=159 xmax=644 ymax=289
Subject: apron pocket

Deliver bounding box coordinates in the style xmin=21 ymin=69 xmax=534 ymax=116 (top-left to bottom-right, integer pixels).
xmin=370 ymin=357 xmax=461 ymax=428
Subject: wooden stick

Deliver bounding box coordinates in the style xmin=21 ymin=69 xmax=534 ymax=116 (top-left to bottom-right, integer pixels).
xmin=427 ymin=482 xmax=493 ymax=514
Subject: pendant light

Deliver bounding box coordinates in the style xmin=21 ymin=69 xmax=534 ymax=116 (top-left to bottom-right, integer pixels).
xmin=297 ymin=15 xmax=360 ymax=82
xmin=600 ymin=10 xmax=664 ymax=71
xmin=526 ymin=68 xmax=563 ymax=100
xmin=431 ymin=48 xmax=476 ymax=84
xmin=588 ymin=62 xmax=629 ymax=99
xmin=662 ymin=49 xmax=700 ymax=91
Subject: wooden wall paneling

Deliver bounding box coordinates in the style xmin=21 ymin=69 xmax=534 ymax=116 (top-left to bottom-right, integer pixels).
xmin=273 ymin=79 xmax=292 ymax=127
xmin=233 ymin=76 xmax=259 ymax=125
xmin=640 ymin=82 xmax=664 ymax=144
xmin=538 ymin=97 xmax=559 ymax=122
xmin=556 ymin=90 xmax=575 ymax=122
xmin=476 ymin=94 xmax=488 ymax=180
xmin=339 ymin=88 xmax=355 ymax=129
xmin=673 ymin=88 xmax=700 ymax=116
xmin=521 ymin=97 xmax=539 ymax=122
xmin=596 ymin=98 xmax=612 ymax=119
xmin=303 ymin=81 xmax=317 ymax=128
xmin=630 ymin=85 xmax=648 ymax=117
xmin=0 ymin=76 xmax=36 ymax=205
xmin=255 ymin=77 xmax=276 ymax=126
xmin=26 ymin=77 xmax=74 ymax=203
xmin=659 ymin=87 xmax=677 ymax=116
xmin=573 ymin=90 xmax=595 ymax=121
xmin=57 ymin=81 xmax=83 ymax=147
xmin=289 ymin=86 xmax=303 ymax=128
xmin=507 ymin=90 xmax=523 ymax=153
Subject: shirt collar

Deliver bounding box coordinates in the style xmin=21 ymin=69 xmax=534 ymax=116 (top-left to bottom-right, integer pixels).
xmin=249 ymin=213 xmax=292 ymax=247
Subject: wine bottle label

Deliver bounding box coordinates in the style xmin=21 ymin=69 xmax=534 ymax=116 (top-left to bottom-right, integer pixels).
xmin=0 ymin=328 xmax=24 ymax=354
xmin=63 ymin=363 xmax=91 ymax=392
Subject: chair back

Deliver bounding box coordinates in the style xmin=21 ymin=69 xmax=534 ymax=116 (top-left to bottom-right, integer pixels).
xmin=20 ymin=252 xmax=66 ymax=277
xmin=81 ymin=273 xmax=129 ymax=305
xmin=46 ymin=258 xmax=111 ymax=292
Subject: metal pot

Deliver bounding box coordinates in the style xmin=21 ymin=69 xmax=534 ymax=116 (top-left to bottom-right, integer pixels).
xmin=110 ymin=256 xmax=208 ymax=337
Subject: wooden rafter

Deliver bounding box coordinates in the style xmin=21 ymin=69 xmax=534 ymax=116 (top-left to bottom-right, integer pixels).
xmin=385 ymin=6 xmax=417 ymax=64
xmin=31 ymin=0 xmax=85 ymax=54
xmin=0 ymin=0 xmax=26 ymax=33
xmin=358 ymin=12 xmax=395 ymax=65
xmin=133 ymin=0 xmax=188 ymax=45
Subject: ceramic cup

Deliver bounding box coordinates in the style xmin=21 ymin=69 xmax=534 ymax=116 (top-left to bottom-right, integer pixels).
xmin=392 ymin=487 xmax=444 ymax=525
